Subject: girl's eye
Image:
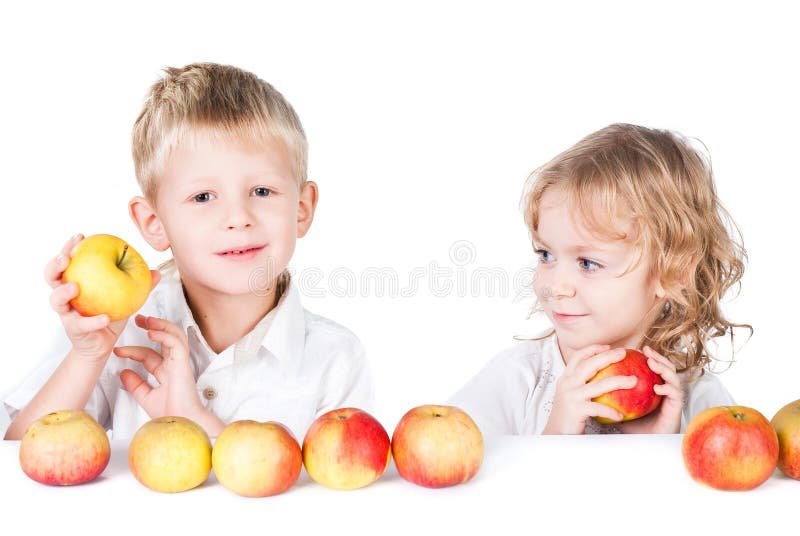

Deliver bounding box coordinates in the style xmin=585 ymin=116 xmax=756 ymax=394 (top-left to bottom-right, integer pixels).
xmin=534 ymin=249 xmax=553 ymax=262
xmin=193 ymin=192 xmax=215 ymax=203
xmin=252 ymin=187 xmax=272 ymax=197
xmin=579 ymin=258 xmax=602 ymax=272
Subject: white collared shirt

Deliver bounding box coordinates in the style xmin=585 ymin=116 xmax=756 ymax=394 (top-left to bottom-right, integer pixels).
xmin=4 ymin=270 xmax=373 ymax=441
xmin=447 ymin=330 xmax=735 ymax=435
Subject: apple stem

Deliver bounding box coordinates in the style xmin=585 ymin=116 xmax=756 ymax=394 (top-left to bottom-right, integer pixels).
xmin=118 ymin=244 xmax=129 ymax=267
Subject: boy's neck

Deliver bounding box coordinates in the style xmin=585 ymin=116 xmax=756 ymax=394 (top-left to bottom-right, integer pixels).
xmin=181 ymin=278 xmax=282 ymax=355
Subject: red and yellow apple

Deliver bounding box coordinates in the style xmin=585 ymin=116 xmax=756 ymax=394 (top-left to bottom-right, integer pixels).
xmin=128 ymin=416 xmax=212 ymax=493
xmin=683 ymin=406 xmax=778 ymax=491
xmin=770 ymin=399 xmax=800 ymax=479
xmin=391 ymin=404 xmax=483 ymax=488
xmin=212 ymin=420 xmax=302 ymax=497
xmin=589 ymin=349 xmax=663 ymax=423
xmin=302 ymin=408 xmax=391 ymax=490
xmin=19 ymin=409 xmax=110 ymax=486
xmin=63 ymin=233 xmax=152 ymax=321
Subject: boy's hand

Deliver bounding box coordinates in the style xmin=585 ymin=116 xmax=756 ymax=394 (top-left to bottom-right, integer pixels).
xmin=618 ymin=346 xmax=683 ymax=434
xmin=114 ymin=315 xmax=206 ymax=420
xmin=542 ymin=345 xmax=637 ymax=434
xmin=46 ymin=234 xmax=160 ymax=363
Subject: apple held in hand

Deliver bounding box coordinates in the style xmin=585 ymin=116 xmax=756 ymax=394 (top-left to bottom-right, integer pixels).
xmin=392 ymin=405 xmax=483 ymax=488
xmin=770 ymin=399 xmax=800 ymax=479
xmin=212 ymin=420 xmax=302 ymax=497
xmin=589 ymin=349 xmax=663 ymax=423
xmin=63 ymin=233 xmax=152 ymax=321
xmin=302 ymin=408 xmax=391 ymax=490
xmin=19 ymin=410 xmax=110 ymax=486
xmin=683 ymin=406 xmax=778 ymax=491
xmin=129 ymin=416 xmax=212 ymax=493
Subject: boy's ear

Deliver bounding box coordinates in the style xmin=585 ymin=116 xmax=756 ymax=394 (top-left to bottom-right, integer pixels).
xmin=297 ymin=180 xmax=319 ymax=238
xmin=129 ymin=196 xmax=170 ymax=251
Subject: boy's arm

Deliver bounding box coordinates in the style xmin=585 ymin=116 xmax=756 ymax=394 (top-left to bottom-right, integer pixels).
xmin=4 ymin=348 xmax=109 ymax=439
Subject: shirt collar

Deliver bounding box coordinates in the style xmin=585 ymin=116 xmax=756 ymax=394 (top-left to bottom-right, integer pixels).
xmin=161 ymin=269 xmax=305 ymax=362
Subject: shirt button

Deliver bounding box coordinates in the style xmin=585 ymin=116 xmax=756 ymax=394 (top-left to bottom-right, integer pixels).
xmin=203 ymin=387 xmax=217 ymax=400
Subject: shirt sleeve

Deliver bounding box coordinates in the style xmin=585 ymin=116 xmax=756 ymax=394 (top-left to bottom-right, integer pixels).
xmin=316 ymin=334 xmax=374 ymax=415
xmin=447 ymin=347 xmax=533 ymax=437
xmin=680 ymin=371 xmax=736 ymax=432
xmin=2 ymin=328 xmax=113 ymax=434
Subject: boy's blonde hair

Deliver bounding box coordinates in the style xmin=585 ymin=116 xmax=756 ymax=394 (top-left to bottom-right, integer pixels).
xmin=522 ymin=123 xmax=752 ymax=375
xmin=132 ymin=62 xmax=308 ymax=202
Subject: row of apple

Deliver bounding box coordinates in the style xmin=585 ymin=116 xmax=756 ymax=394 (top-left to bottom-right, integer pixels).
xmin=18 ymin=404 xmax=484 ymax=495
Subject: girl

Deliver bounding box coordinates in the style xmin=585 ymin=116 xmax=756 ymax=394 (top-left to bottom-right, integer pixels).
xmin=449 ymin=123 xmax=751 ymax=435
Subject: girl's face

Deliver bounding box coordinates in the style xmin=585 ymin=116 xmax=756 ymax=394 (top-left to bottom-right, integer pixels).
xmin=532 ymin=188 xmax=667 ymax=363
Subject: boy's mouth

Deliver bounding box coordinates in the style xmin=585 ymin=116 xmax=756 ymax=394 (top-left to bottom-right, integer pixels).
xmin=216 ymin=245 xmax=265 ymax=257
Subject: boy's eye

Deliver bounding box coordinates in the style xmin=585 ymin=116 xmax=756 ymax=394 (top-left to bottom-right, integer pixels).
xmin=193 ymin=192 xmax=215 ymax=203
xmin=252 ymin=187 xmax=272 ymax=197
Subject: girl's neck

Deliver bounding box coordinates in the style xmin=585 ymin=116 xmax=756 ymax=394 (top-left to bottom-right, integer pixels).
xmin=181 ymin=278 xmax=281 ymax=355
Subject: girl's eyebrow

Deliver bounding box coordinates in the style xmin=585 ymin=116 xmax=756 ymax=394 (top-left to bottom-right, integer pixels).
xmin=533 ymin=234 xmax=613 ymax=254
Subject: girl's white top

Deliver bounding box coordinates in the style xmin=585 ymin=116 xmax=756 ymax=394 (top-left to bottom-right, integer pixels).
xmin=448 ymin=331 xmax=735 ymax=435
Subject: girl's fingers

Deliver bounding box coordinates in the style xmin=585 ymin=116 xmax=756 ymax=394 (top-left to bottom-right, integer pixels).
xmin=654 ymin=382 xmax=682 ymax=401
xmin=582 ymin=374 xmax=637 ymax=400
xmin=114 ymin=346 xmax=166 ymax=383
xmin=646 ymin=357 xmax=681 ymax=389
xmin=576 ymin=348 xmax=628 ymax=380
xmin=588 ymin=402 xmax=624 ymax=423
xmin=565 ymin=344 xmax=611 ymax=371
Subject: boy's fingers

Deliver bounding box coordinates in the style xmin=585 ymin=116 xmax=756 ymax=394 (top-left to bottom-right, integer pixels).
xmin=45 ymin=255 xmax=71 ymax=288
xmin=149 ymin=270 xmax=161 ymax=290
xmin=119 ymin=369 xmax=153 ymax=406
xmin=138 ymin=315 xmax=188 ymax=346
xmin=114 ymin=346 xmax=165 ymax=383
xmin=50 ymin=283 xmax=78 ymax=314
xmin=64 ymin=313 xmax=110 ymax=337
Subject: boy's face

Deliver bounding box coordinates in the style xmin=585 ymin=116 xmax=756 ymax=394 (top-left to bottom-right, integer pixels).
xmin=148 ymin=129 xmax=313 ymax=296
xmin=532 ymin=188 xmax=666 ymax=362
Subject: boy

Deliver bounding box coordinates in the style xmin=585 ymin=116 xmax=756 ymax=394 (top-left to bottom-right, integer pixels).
xmin=4 ymin=62 xmax=372 ymax=440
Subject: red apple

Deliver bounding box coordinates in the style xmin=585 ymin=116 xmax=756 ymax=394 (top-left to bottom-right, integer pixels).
xmin=212 ymin=420 xmax=302 ymax=497
xmin=589 ymin=348 xmax=663 ymax=423
xmin=302 ymin=408 xmax=391 ymax=490
xmin=391 ymin=405 xmax=483 ymax=488
xmin=770 ymin=399 xmax=800 ymax=479
xmin=19 ymin=410 xmax=110 ymax=486
xmin=682 ymin=406 xmax=778 ymax=491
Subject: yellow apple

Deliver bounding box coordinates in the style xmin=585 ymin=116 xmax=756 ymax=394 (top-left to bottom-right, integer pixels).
xmin=391 ymin=405 xmax=483 ymax=488
xmin=19 ymin=409 xmax=110 ymax=486
xmin=212 ymin=420 xmax=302 ymax=497
xmin=62 ymin=233 xmax=152 ymax=321
xmin=770 ymin=399 xmax=800 ymax=479
xmin=128 ymin=416 xmax=212 ymax=493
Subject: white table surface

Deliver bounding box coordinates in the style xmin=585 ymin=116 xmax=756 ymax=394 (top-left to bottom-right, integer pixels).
xmin=1 ymin=434 xmax=794 ymax=534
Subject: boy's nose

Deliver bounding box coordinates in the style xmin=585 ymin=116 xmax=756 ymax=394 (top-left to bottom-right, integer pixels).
xmin=223 ymin=203 xmax=253 ymax=230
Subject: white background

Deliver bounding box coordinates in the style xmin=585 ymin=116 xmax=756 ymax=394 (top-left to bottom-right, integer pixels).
xmin=1 ymin=1 xmax=798 ymax=436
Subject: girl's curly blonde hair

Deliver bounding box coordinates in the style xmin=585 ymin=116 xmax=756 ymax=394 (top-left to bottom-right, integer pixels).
xmin=521 ymin=123 xmax=752 ymax=376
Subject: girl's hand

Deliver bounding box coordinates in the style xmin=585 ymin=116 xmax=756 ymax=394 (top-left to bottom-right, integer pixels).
xmin=542 ymin=345 xmax=637 ymax=434
xmin=46 ymin=234 xmax=160 ymax=363
xmin=114 ymin=315 xmax=205 ymax=419
xmin=618 ymin=346 xmax=683 ymax=434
